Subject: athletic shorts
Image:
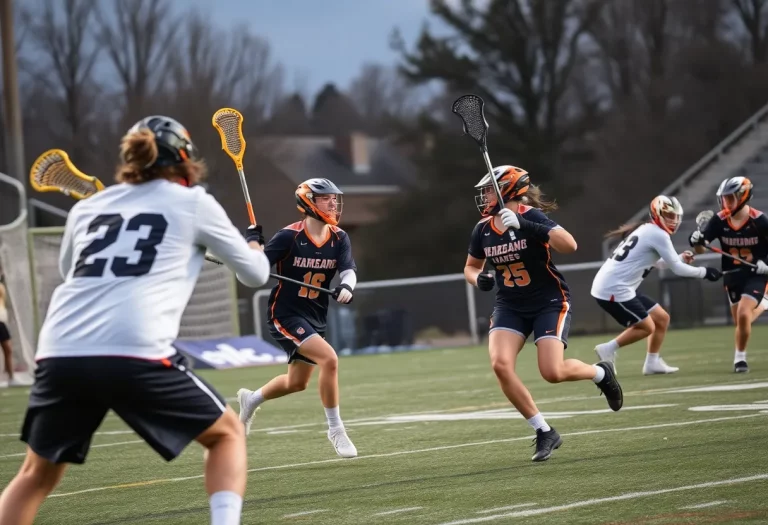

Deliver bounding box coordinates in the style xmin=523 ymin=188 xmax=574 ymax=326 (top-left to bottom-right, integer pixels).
xmin=20 ymin=353 xmax=226 ymax=464
xmin=724 ymin=274 xmax=768 ymax=306
xmin=268 ymin=316 xmax=323 ymax=365
xmin=595 ymin=294 xmax=659 ymax=328
xmin=0 ymin=321 xmax=9 ymax=343
xmin=489 ymin=301 xmax=571 ymax=349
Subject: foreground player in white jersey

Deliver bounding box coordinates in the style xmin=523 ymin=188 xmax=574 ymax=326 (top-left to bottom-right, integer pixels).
xmin=591 ymin=196 xmax=722 ymax=375
xmin=0 ymin=116 xmax=271 ymax=525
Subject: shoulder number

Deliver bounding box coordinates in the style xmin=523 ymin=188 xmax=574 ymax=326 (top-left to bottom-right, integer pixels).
xmin=74 ymin=213 xmax=168 ymax=278
xmin=611 ymin=235 xmax=638 ymax=262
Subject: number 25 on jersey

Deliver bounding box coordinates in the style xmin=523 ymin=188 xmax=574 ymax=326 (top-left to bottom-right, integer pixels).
xmin=495 ymin=263 xmax=531 ymax=287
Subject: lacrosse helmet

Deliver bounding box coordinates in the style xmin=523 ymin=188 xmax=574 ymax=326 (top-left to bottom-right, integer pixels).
xmin=126 ymin=116 xmax=199 ymax=169
xmin=649 ymin=195 xmax=683 ymax=234
xmin=474 ymin=165 xmax=530 ymax=216
xmin=296 ymin=178 xmax=344 ymax=225
xmin=716 ymin=176 xmax=753 ymax=216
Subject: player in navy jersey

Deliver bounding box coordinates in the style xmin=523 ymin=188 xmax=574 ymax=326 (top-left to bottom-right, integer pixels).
xmin=690 ymin=176 xmax=768 ymax=372
xmin=465 ymin=165 xmax=623 ymax=462
xmin=237 ymin=178 xmax=358 ymax=458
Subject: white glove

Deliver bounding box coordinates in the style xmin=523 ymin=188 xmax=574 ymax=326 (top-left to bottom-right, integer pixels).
xmin=498 ymin=208 xmax=520 ymax=230
xmin=757 ymin=260 xmax=768 ymax=275
xmin=689 ymin=230 xmax=704 ymax=246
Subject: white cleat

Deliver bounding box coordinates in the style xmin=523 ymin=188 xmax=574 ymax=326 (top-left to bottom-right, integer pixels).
xmin=642 ymin=358 xmax=679 ymax=375
xmin=8 ymin=376 xmax=33 ymax=387
xmin=236 ymin=388 xmax=260 ymax=435
xmin=595 ymin=346 xmax=617 ymax=374
xmin=328 ymin=427 xmax=357 ymax=458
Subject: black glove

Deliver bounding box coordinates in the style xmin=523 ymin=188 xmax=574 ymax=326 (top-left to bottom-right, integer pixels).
xmin=517 ymin=215 xmax=551 ymax=243
xmin=689 ymin=230 xmax=705 ymax=247
xmin=703 ymin=267 xmax=722 ymax=282
xmin=332 ymin=283 xmax=354 ymax=304
xmin=476 ymin=272 xmax=495 ymax=291
xmin=244 ymin=224 xmax=265 ymax=246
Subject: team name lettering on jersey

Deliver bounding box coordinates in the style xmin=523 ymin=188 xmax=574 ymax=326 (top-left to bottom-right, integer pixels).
xmin=293 ymin=257 xmax=338 ymax=269
xmin=720 ymin=236 xmax=759 ymax=247
xmin=484 ymin=239 xmax=528 ymax=263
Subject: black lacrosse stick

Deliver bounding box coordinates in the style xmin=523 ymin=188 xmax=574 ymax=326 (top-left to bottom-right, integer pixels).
xmin=452 ymin=94 xmax=505 ymax=214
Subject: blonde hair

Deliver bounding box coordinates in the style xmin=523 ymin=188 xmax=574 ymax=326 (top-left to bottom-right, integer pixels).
xmin=605 ymin=221 xmax=644 ymax=240
xmin=115 ymin=129 xmax=206 ymax=185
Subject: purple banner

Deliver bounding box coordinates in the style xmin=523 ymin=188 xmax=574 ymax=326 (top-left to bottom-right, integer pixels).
xmin=173 ymin=335 xmax=288 ymax=369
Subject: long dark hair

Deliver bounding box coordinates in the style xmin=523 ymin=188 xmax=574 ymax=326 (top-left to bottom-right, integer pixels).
xmin=519 ymin=184 xmax=557 ymax=213
xmin=604 ymin=221 xmax=645 ymax=240
xmin=115 ymin=129 xmax=206 ymax=185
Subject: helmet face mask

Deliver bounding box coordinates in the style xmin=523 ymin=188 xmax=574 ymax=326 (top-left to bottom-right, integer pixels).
xmin=649 ymin=195 xmax=683 ymax=234
xmin=716 ymin=176 xmax=753 ymax=216
xmin=296 ymin=178 xmax=344 ymax=225
xmin=474 ymin=165 xmax=529 ymax=216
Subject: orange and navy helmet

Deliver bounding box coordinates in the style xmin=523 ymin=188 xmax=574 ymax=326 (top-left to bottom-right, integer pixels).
xmin=126 ymin=116 xmax=198 ymax=169
xmin=649 ymin=195 xmax=683 ymax=234
xmin=716 ymin=176 xmax=753 ymax=216
xmin=295 ymin=178 xmax=344 ymax=226
xmin=474 ymin=165 xmax=530 ymax=216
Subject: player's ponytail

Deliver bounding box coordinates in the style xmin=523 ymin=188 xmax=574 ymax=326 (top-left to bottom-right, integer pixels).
xmin=520 ymin=184 xmax=558 ymax=213
xmin=116 ymin=128 xmax=207 ymax=185
xmin=605 ymin=221 xmax=644 ymax=240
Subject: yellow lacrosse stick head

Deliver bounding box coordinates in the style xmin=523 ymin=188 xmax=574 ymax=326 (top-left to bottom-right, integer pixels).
xmin=29 ymin=149 xmax=105 ymax=200
xmin=212 ymin=108 xmax=246 ymax=170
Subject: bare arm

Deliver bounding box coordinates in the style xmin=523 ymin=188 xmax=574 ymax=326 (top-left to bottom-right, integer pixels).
xmin=548 ymin=227 xmax=578 ymax=254
xmin=464 ymin=255 xmax=485 ymax=285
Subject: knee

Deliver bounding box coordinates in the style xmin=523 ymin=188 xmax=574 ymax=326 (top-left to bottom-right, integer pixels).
xmin=286 ymin=378 xmax=309 ymax=393
xmin=490 ymin=357 xmax=513 ymax=379
xmin=654 ymin=310 xmax=670 ymax=331
xmin=19 ymin=455 xmax=65 ymax=492
xmin=201 ymin=409 xmax=244 ymax=447
xmin=318 ymin=352 xmax=338 ymax=373
xmin=539 ymin=365 xmax=565 ymax=384
xmin=638 ymin=318 xmax=655 ymax=337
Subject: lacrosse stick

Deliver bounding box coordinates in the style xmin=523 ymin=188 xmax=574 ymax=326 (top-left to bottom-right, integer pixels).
xmin=29 ymin=149 xmax=105 ymax=200
xmin=695 ymin=210 xmax=758 ymax=268
xmin=29 ymin=150 xmax=236 ymax=267
xmin=452 ymin=94 xmax=505 ymax=213
xmin=212 ymin=108 xmax=256 ymax=226
xmin=203 ymin=253 xmax=335 ymax=296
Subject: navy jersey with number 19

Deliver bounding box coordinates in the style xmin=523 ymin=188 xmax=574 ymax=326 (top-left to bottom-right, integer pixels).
xmin=265 ymin=220 xmax=356 ymax=331
xmin=468 ymin=205 xmax=570 ymax=313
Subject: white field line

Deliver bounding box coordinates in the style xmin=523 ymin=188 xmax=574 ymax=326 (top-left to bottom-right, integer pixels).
xmin=46 ymin=414 xmax=763 ymax=499
xmin=1 ymin=440 xmax=144 ymax=459
xmin=373 ymin=507 xmax=424 ymax=516
xmin=476 ymin=503 xmax=537 ymax=514
xmin=680 ymin=500 xmax=729 ymax=509
xmin=438 ymin=476 xmax=767 ymax=525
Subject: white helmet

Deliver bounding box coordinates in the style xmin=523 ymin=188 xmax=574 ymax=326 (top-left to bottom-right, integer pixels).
xmin=649 ymin=195 xmax=683 ymax=234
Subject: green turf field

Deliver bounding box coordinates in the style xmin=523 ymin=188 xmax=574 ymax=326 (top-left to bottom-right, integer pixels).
xmin=2 ymin=325 xmax=767 ymax=524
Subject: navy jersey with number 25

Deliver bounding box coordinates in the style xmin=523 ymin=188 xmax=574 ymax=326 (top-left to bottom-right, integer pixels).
xmin=468 ymin=205 xmax=570 ymax=313
xmin=265 ymin=220 xmax=356 ymax=330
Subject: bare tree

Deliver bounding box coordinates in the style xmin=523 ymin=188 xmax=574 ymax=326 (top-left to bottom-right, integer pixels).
xmin=95 ymin=0 xmax=179 ymax=125
xmin=731 ymin=0 xmax=768 ymax=62
xmin=348 ymin=63 xmax=420 ymax=129
xmin=19 ymin=0 xmax=101 ymax=161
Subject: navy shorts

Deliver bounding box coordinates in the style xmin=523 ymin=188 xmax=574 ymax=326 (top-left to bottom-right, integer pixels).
xmin=489 ymin=302 xmax=572 ymax=349
xmin=0 ymin=321 xmax=9 ymax=343
xmin=21 ymin=353 xmax=226 ymax=465
xmin=268 ymin=316 xmax=323 ymax=365
xmin=724 ymin=274 xmax=767 ymax=306
xmin=596 ymin=294 xmax=659 ymax=328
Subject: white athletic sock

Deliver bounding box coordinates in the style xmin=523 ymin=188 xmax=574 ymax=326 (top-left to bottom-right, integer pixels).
xmin=210 ymin=491 xmax=242 ymax=525
xmin=248 ymin=388 xmax=266 ymax=408
xmin=597 ymin=339 xmax=620 ymax=353
xmin=527 ymin=413 xmax=551 ymax=432
xmin=645 ymin=353 xmax=660 ymax=364
xmin=735 ymin=350 xmax=747 ymax=364
xmin=592 ymin=364 xmax=606 ymax=383
xmin=325 ymin=406 xmax=343 ymax=429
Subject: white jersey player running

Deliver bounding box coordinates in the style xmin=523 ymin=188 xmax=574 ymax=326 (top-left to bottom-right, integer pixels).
xmin=0 ymin=116 xmax=270 ymax=525
xmin=591 ymin=196 xmax=722 ymax=375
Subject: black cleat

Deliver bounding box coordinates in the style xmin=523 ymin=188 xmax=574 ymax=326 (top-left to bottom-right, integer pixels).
xmin=734 ymin=360 xmax=749 ymax=373
xmin=596 ymin=361 xmax=623 ymax=411
xmin=531 ymin=428 xmax=562 ymax=462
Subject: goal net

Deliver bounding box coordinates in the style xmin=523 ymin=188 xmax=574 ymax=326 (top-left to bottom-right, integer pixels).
xmin=27 ymin=227 xmax=241 ymax=341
